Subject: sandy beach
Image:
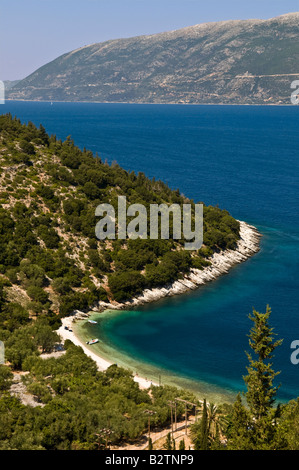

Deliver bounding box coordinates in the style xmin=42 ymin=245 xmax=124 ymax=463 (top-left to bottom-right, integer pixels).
xmin=57 ymin=315 xmax=157 ymax=389
xmin=56 ymin=220 xmax=261 ymax=391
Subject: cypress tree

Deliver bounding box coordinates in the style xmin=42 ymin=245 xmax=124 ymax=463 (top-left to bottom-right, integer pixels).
xmin=243 ymin=305 xmax=283 ymax=448
xmin=195 ymin=398 xmax=209 ymax=450
xmin=179 ymin=439 xmax=185 ymax=450
xmin=164 ymin=432 xmax=172 ymax=450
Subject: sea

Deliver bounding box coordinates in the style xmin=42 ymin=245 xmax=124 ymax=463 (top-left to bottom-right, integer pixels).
xmin=2 ymin=101 xmax=299 ymax=403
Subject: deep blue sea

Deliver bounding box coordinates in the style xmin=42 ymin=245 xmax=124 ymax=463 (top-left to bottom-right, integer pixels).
xmin=2 ymin=101 xmax=299 ymax=402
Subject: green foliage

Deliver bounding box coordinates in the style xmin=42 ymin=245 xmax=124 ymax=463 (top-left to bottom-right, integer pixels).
xmin=4 ymin=115 xmax=294 ymax=451
xmin=179 ymin=439 xmax=185 ymax=450
xmin=108 ymin=271 xmax=146 ymax=302
xmin=194 ymin=398 xmax=209 ymax=450
xmin=243 ymin=306 xmax=283 ymax=448
xmin=0 ymin=302 xmax=29 ymax=331
xmin=19 ymin=140 xmax=35 ymax=155
xmin=27 ymin=286 xmax=49 ymax=305
xmin=19 ymin=262 xmax=46 ymax=288
xmin=227 ymin=306 xmax=284 ymax=450
xmin=163 ymin=432 xmax=173 ymax=450
xmin=34 ymin=323 xmax=60 ymax=353
xmin=0 ymin=332 xmax=200 ymax=450
xmin=0 ymin=365 xmax=13 ymax=391
xmin=0 ymin=114 xmax=242 ymax=306
xmin=274 ymin=399 xmax=299 ymax=450
xmin=226 ymin=394 xmax=252 ymax=450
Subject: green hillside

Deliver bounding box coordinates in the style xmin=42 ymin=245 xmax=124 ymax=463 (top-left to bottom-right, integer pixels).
xmin=0 ymin=113 xmax=240 ymax=321
xmin=0 ymin=115 xmax=298 ymax=451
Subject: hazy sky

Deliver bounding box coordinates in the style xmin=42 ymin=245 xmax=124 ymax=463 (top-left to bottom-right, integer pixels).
xmin=1 ymin=0 xmax=299 ymax=80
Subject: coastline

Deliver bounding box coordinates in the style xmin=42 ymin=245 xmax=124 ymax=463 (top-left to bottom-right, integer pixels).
xmin=94 ymin=220 xmax=261 ymax=310
xmin=56 ymin=220 xmax=261 ymax=394
xmin=5 ymin=98 xmax=292 ymax=107
xmin=57 ymin=316 xmax=157 ymax=390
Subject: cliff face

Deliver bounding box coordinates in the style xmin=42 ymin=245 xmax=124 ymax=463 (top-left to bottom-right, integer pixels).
xmin=8 ymin=13 xmax=299 ymax=105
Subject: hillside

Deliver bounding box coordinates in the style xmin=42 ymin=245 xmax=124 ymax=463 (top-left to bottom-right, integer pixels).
xmin=0 ymin=113 xmax=241 ymax=450
xmin=0 ymin=113 xmax=243 ymax=322
xmin=0 ymin=115 xmax=298 ymax=451
xmin=3 ymin=81 xmax=20 ymax=91
xmin=7 ymin=13 xmax=299 ymax=105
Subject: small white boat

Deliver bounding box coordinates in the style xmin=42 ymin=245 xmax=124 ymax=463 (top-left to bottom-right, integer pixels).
xmin=86 ymin=339 xmax=99 ymax=345
xmin=88 ymin=320 xmax=97 ymax=324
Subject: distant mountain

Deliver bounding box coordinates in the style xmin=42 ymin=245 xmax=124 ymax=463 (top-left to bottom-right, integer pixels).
xmin=8 ymin=13 xmax=299 ymax=105
xmin=4 ymin=80 xmax=20 ymax=91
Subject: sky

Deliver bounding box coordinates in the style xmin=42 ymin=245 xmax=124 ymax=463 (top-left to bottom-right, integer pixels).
xmin=1 ymin=0 xmax=299 ymax=81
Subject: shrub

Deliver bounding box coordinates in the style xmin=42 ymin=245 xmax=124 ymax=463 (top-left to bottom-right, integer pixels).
xmin=27 ymin=286 xmax=49 ymax=305
xmin=109 ymin=271 xmax=146 ymax=302
xmin=19 ymin=140 xmax=35 ymax=155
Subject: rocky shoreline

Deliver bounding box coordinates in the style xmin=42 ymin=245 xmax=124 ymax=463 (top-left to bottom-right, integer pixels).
xmin=90 ymin=220 xmax=261 ymax=312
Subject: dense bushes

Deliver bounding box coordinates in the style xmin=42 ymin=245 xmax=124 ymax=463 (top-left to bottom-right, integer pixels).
xmin=109 ymin=271 xmax=146 ymax=302
xmin=0 ymin=113 xmax=297 ymax=452
xmin=0 ymin=113 xmax=241 ymax=308
xmin=0 ymin=335 xmax=198 ymax=450
xmin=19 ymin=140 xmax=35 ymax=155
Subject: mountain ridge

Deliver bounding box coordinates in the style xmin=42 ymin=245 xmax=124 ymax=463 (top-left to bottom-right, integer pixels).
xmin=8 ymin=13 xmax=299 ymax=105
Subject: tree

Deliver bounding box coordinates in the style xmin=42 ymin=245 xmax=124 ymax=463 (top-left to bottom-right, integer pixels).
xmin=275 ymin=399 xmax=299 ymax=450
xmin=227 ymin=393 xmax=252 ymax=450
xmin=163 ymin=432 xmax=173 ymax=450
xmin=34 ymin=324 xmax=59 ymax=353
xmin=83 ymin=181 xmax=101 ymax=200
xmin=27 ymin=286 xmax=49 ymax=305
xmin=179 ymin=439 xmax=185 ymax=450
xmin=243 ymin=306 xmax=283 ymax=448
xmin=0 ymin=365 xmax=13 ymax=391
xmin=38 ymin=124 xmax=49 ymax=146
xmin=194 ymin=398 xmax=209 ymax=450
xmin=19 ymin=140 xmax=35 ymax=155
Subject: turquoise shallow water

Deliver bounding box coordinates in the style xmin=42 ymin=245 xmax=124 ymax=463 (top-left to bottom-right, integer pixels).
xmin=80 ymin=222 xmax=299 ymax=403
xmin=2 ymin=101 xmax=299 ymax=402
